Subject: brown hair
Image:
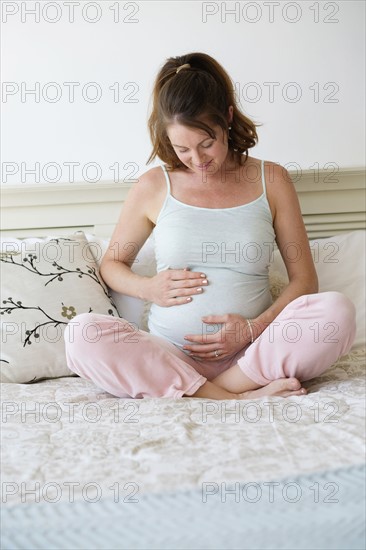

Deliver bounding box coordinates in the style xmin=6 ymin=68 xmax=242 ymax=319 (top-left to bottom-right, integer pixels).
xmin=147 ymin=52 xmax=260 ymax=169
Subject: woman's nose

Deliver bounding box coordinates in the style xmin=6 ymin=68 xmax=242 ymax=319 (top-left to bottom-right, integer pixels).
xmin=191 ymin=150 xmax=205 ymax=166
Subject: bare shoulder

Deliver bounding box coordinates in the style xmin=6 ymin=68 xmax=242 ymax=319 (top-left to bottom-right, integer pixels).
xmin=244 ymin=156 xmax=290 ymax=182
xmin=131 ymin=165 xmax=166 ymax=195
xmin=262 ymin=160 xmax=296 ymax=197
xmin=138 ymin=165 xmax=166 ymax=182
xmin=125 ymin=165 xmax=167 ymax=224
xmin=124 ymin=165 xmax=166 ymax=202
xmin=244 ymin=156 xmax=293 ymax=213
xmin=261 ymin=160 xmax=292 ymax=185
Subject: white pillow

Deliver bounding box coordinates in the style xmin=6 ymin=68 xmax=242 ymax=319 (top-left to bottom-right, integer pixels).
xmin=269 ymin=231 xmax=366 ymax=350
xmin=0 ymin=232 xmax=120 ymax=383
xmin=85 ymin=235 xmax=156 ymax=331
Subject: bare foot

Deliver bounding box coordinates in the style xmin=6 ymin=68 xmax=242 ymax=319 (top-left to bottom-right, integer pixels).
xmin=239 ymin=377 xmax=307 ymax=400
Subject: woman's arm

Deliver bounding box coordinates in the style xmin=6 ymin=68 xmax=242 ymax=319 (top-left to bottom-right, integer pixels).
xmin=252 ymin=161 xmax=318 ymax=337
xmin=99 ymin=170 xmax=157 ymax=300
xmin=100 ymin=168 xmax=209 ymax=306
xmin=183 ymin=161 xmax=319 ymax=360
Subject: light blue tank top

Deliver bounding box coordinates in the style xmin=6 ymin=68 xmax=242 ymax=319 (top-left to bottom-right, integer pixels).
xmin=148 ymin=160 xmax=276 ymax=351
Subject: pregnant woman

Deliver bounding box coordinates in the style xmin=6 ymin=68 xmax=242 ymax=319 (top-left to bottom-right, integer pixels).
xmin=64 ymin=52 xmax=356 ymax=399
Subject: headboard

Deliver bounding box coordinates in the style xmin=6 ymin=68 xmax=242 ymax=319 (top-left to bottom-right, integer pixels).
xmin=1 ymin=167 xmax=365 ymax=239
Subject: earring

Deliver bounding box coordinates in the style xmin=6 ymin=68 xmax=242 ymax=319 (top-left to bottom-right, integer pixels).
xmin=228 ymin=125 xmax=232 ymax=140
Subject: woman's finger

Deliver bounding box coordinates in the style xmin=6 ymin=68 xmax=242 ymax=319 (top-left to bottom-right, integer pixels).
xmin=184 ymin=344 xmax=223 ymax=353
xmin=167 ymin=286 xmax=205 ymax=299
xmin=168 ymin=269 xmax=207 ymax=281
xmin=183 ymin=333 xmax=220 ymax=344
xmin=167 ymin=296 xmax=193 ymax=306
xmin=169 ymin=278 xmax=208 ymax=290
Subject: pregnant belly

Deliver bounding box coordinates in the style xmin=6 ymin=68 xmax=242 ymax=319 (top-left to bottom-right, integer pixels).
xmin=147 ymin=269 xmax=272 ymax=350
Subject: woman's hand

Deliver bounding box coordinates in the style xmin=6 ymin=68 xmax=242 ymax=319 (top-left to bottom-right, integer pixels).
xmin=183 ymin=313 xmax=254 ymax=361
xmin=145 ymin=268 xmax=208 ymax=307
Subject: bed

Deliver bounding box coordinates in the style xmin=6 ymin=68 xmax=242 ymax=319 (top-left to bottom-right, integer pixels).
xmin=1 ymin=167 xmax=365 ymax=550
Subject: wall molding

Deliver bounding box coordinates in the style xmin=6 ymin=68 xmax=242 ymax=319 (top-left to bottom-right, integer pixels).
xmin=1 ymin=167 xmax=365 ymax=239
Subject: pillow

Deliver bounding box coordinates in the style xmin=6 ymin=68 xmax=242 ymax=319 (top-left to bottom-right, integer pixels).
xmin=86 ymin=235 xmax=157 ymax=331
xmin=269 ymin=231 xmax=366 ymax=350
xmin=0 ymin=232 xmax=119 ymax=383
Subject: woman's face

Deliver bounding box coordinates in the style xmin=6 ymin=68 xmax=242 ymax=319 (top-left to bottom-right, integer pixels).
xmin=166 ymin=120 xmax=230 ymax=176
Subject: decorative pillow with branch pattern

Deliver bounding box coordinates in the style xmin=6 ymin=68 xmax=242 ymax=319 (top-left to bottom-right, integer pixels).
xmin=0 ymin=232 xmax=120 ymax=383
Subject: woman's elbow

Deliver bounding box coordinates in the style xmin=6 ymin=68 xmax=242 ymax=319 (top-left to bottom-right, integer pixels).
xmin=99 ymin=256 xmax=112 ymax=284
xmin=310 ymin=273 xmax=319 ymax=294
xmin=290 ymin=270 xmax=318 ymax=295
xmin=304 ymin=270 xmax=319 ymax=294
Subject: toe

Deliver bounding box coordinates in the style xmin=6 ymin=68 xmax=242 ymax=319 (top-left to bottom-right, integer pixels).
xmin=282 ymin=388 xmax=307 ymax=397
xmin=291 ymin=388 xmax=307 ymax=395
xmin=287 ymin=377 xmax=301 ymax=390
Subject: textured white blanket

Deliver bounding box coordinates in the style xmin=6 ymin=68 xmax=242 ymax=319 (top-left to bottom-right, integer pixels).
xmin=1 ymin=348 xmax=365 ymax=507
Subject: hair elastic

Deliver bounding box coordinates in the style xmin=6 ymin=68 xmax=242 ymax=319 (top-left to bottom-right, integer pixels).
xmin=176 ymin=63 xmax=191 ymax=74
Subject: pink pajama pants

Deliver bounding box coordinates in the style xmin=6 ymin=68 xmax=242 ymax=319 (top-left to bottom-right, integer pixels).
xmin=64 ymin=292 xmax=356 ymax=399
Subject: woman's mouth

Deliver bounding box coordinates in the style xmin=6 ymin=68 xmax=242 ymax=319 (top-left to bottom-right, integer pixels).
xmin=196 ymin=160 xmax=212 ymax=170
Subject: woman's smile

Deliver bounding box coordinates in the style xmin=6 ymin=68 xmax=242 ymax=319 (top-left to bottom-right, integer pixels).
xmin=196 ymin=160 xmax=213 ymax=169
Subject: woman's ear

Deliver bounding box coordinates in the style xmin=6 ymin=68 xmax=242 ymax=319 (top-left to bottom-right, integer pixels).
xmin=227 ymin=105 xmax=234 ymax=123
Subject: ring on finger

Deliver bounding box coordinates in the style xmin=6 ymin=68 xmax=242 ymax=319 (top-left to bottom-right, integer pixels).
xmin=214 ymin=350 xmax=220 ymax=358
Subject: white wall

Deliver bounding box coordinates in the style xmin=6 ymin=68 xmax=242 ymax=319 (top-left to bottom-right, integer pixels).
xmin=1 ymin=0 xmax=365 ymax=185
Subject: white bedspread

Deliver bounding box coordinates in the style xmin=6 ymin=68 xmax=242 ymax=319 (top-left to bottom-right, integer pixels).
xmin=1 ymin=348 xmax=365 ymax=507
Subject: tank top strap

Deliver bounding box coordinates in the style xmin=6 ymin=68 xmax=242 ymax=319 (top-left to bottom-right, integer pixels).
xmin=261 ymin=159 xmax=267 ymax=197
xmin=161 ymin=164 xmax=171 ymax=195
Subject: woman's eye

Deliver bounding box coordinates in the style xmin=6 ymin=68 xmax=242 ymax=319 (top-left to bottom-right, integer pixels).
xmin=176 ymin=141 xmax=214 ymax=153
